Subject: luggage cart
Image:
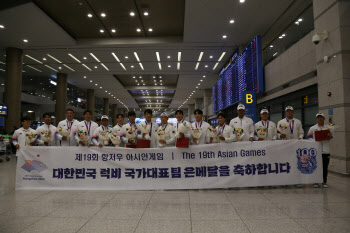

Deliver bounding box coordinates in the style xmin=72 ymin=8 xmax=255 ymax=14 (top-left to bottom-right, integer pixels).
xmin=0 ymin=135 xmax=11 ymax=163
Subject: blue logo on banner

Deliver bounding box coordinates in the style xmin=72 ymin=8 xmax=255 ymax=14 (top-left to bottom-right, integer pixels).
xmin=22 ymin=160 xmax=48 ymax=173
xmin=296 ymin=148 xmax=317 ymax=174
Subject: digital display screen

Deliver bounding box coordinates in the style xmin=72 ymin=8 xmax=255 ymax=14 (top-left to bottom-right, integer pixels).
xmin=213 ymin=35 xmax=263 ymax=112
xmin=0 ymin=105 xmax=8 ymax=116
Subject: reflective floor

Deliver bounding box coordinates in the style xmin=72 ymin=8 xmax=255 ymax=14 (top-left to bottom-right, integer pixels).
xmin=1 ymin=154 xmax=350 ymax=233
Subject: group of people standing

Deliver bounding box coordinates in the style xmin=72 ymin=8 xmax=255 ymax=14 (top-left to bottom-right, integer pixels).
xmin=11 ymin=103 xmax=333 ymax=187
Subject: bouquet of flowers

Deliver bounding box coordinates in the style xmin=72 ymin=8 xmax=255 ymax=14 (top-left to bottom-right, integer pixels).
xmin=256 ymin=127 xmax=267 ymax=140
xmin=40 ymin=130 xmax=52 ymax=143
xmin=234 ymin=128 xmax=244 ymax=142
xmin=58 ymin=127 xmax=70 ymax=138
xmin=109 ymin=132 xmax=121 ymax=147
xmin=99 ymin=130 xmax=111 ymax=145
xmin=125 ymin=127 xmax=137 ymax=143
xmin=77 ymin=130 xmax=89 ymax=143
xmin=192 ymin=128 xmax=202 ymax=144
xmin=326 ymin=124 xmax=339 ymax=133
xmin=138 ymin=124 xmax=151 ymax=140
xmin=207 ymin=126 xmax=218 ymax=143
xmin=279 ymin=124 xmax=290 ymax=139
xmin=177 ymin=121 xmax=190 ymax=138
xmin=155 ymin=127 xmax=166 ymax=147
xmin=25 ymin=132 xmax=37 ymax=146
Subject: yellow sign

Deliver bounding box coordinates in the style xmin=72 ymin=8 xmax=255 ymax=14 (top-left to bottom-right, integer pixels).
xmin=304 ymin=96 xmax=308 ymax=104
xmin=246 ymin=94 xmax=253 ymax=104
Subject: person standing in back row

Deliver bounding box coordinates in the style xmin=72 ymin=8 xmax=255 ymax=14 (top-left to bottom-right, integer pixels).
xmin=56 ymin=108 xmax=79 ymax=146
xmin=229 ymin=104 xmax=254 ymax=142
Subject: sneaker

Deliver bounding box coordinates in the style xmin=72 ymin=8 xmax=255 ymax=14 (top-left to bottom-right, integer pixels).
xmin=322 ymin=183 xmax=328 ymax=188
xmin=313 ymin=183 xmax=319 ymax=188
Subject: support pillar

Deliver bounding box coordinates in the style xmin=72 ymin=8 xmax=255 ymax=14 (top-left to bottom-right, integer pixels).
xmin=203 ymin=89 xmax=212 ymax=117
xmin=313 ymin=0 xmax=350 ymax=174
xmin=4 ymin=47 xmax=22 ymax=132
xmin=194 ymin=98 xmax=201 ymax=110
xmin=187 ymin=104 xmax=194 ymax=123
xmin=103 ymin=98 xmax=109 ymax=116
xmin=87 ymin=89 xmax=95 ymax=118
xmin=112 ymin=104 xmax=118 ymax=126
xmin=55 ymin=73 xmax=67 ymax=123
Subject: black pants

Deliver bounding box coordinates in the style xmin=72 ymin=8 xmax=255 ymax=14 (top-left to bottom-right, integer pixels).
xmin=322 ymin=153 xmax=330 ymax=183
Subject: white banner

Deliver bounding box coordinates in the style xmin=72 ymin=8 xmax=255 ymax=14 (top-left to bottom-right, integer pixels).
xmin=16 ymin=140 xmax=323 ymax=190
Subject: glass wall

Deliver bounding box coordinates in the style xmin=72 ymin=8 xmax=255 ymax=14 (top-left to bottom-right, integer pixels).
xmin=264 ymin=6 xmax=314 ymax=63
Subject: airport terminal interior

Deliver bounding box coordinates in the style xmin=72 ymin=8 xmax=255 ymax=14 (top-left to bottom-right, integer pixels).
xmin=0 ymin=0 xmax=349 ymax=232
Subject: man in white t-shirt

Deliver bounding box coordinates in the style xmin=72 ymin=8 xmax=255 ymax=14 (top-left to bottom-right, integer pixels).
xmin=12 ymin=116 xmax=38 ymax=151
xmin=36 ymin=113 xmax=57 ymax=146
xmin=229 ymin=104 xmax=254 ymax=142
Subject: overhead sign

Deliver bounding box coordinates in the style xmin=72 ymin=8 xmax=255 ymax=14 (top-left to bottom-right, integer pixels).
xmin=242 ymin=91 xmax=257 ymax=123
xmin=0 ymin=105 xmax=8 ymax=116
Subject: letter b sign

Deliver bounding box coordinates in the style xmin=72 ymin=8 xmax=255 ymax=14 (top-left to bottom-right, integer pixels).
xmin=246 ymin=94 xmax=253 ymax=104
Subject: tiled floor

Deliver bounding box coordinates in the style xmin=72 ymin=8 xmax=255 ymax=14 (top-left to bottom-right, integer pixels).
xmin=1 ymin=154 xmax=350 ymax=233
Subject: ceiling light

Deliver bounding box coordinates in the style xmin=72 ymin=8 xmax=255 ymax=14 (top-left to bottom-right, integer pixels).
xmin=26 ymin=65 xmax=42 ymax=72
xmin=134 ymin=52 xmax=140 ymax=62
xmin=282 ymin=34 xmax=286 ymax=37
xmin=200 ymin=80 xmax=203 ymax=82
xmin=95 ymin=83 xmax=98 ymax=86
xmin=0 ymin=25 xmax=4 ymax=29
xmin=111 ymin=29 xmax=116 ymax=33
xmin=84 ymin=76 xmax=87 ymax=79
xmin=222 ymin=35 xmax=227 ymax=39
xmin=213 ymin=63 xmax=219 ymax=70
xmin=82 ymin=64 xmax=92 ymax=71
xmin=203 ymin=75 xmax=206 ymax=78
xmin=131 ymin=65 xmax=134 ymax=68
xmin=156 ymin=52 xmax=161 ymax=62
xmin=139 ymin=63 xmax=144 ymax=70
xmin=133 ymin=76 xmax=136 ymax=78
xmin=144 ymin=11 xmax=149 ymax=16
xmin=43 ymin=58 xmax=46 ymax=61
xmin=195 ymin=62 xmax=200 ymax=70
xmin=125 ymin=56 xmax=128 ymax=59
xmin=148 ymin=28 xmax=153 ymax=32
xmin=111 ymin=53 xmax=120 ymax=62
xmin=240 ymin=0 xmax=245 ymax=3
xmin=101 ymin=13 xmax=106 ymax=17
xmin=136 ymin=28 xmax=141 ymax=32
xmin=295 ymin=21 xmax=299 ymax=25
xmin=218 ymin=52 xmax=226 ymax=62
xmin=130 ymin=12 xmax=135 ymax=16
xmin=279 ymin=36 xmax=283 ymax=39
xmin=168 ymin=65 xmax=171 ymax=68
xmin=143 ymin=83 xmax=145 ymax=85
xmin=94 ymin=66 xmax=98 ymax=69
xmin=205 ymin=65 xmax=208 ymax=68
xmin=229 ymin=19 xmax=235 ymax=24
xmin=68 ymin=53 xmax=81 ymax=63
xmin=63 ymin=64 xmax=75 ymax=71
xmin=101 ymin=63 xmax=109 ymax=71
xmin=158 ymin=63 xmax=162 ymax=70
xmin=177 ymin=62 xmax=180 ymax=70
xmin=210 ymin=56 xmax=213 ymax=59
xmin=25 ymin=55 xmax=43 ymax=64
xmin=198 ymin=52 xmax=204 ymax=62
xmin=23 ymin=39 xmax=28 ymax=43
xmin=44 ymin=65 xmax=58 ymax=72
xmin=298 ymin=18 xmax=303 ymax=22
xmin=47 ymin=54 xmax=62 ymax=63
xmin=90 ymin=53 xmax=101 ymax=62
xmin=87 ymin=13 xmax=93 ymax=18
xmin=83 ymin=57 xmax=87 ymax=60
xmin=120 ymin=63 xmax=126 ymax=70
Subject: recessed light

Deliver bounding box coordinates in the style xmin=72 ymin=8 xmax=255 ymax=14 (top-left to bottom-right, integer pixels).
xmin=270 ymin=45 xmax=273 ymax=48
xmin=168 ymin=65 xmax=171 ymax=68
xmin=144 ymin=12 xmax=149 ymax=16
xmin=137 ymin=28 xmax=141 ymax=32
xmin=43 ymin=58 xmax=46 ymax=61
xmin=90 ymin=80 xmax=93 ymax=82
xmin=58 ymin=67 xmax=62 ymax=69
xmin=0 ymin=25 xmax=4 ymax=29
xmin=23 ymin=39 xmax=28 ymax=43
xmin=209 ymin=56 xmax=213 ymax=59
xmin=131 ymin=65 xmax=134 ymax=68
xmin=148 ymin=28 xmax=153 ymax=32
xmin=130 ymin=12 xmax=135 ymax=16
xmin=203 ymin=75 xmax=206 ymax=78
xmin=167 ymin=56 xmax=171 ymax=59
xmin=298 ymin=18 xmax=303 ymax=22
xmin=282 ymin=34 xmax=286 ymax=37
xmin=205 ymin=65 xmax=208 ymax=68
xmin=222 ymin=35 xmax=227 ymax=39
xmin=100 ymin=86 xmax=102 ymax=89
xmin=125 ymin=56 xmax=128 ymax=59
xmin=94 ymin=66 xmax=98 ymax=69
xmin=95 ymin=83 xmax=98 ymax=86
xmin=84 ymin=76 xmax=87 ymax=79
xmin=100 ymin=29 xmax=104 ymax=33
xmin=133 ymin=76 xmax=136 ymax=78
xmin=229 ymin=19 xmax=235 ymax=24
xmin=83 ymin=57 xmax=87 ymax=60
xmin=240 ymin=0 xmax=245 ymax=3
xmin=101 ymin=13 xmax=106 ymax=17
xmin=87 ymin=13 xmax=93 ymax=18
xmin=111 ymin=29 xmax=116 ymax=33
